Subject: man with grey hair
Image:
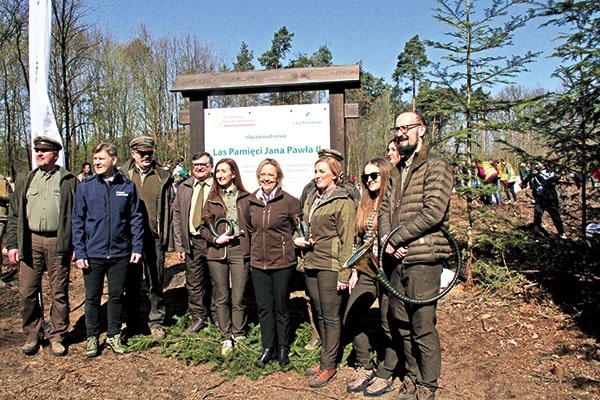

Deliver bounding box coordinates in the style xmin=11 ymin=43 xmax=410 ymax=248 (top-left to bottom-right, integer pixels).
xmin=172 ymin=151 xmax=214 ymax=335
xmin=121 ymin=136 xmax=174 ymax=340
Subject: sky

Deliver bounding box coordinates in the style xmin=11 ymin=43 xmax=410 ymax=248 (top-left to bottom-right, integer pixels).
xmin=86 ymin=0 xmax=565 ymax=95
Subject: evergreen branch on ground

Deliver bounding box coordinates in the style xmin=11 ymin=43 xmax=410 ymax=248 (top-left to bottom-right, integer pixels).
xmin=127 ymin=318 xmax=323 ymax=380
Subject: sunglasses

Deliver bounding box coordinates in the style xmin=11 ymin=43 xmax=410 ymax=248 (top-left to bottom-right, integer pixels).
xmin=134 ymin=150 xmax=154 ymax=157
xmin=361 ymin=172 xmax=380 ymax=183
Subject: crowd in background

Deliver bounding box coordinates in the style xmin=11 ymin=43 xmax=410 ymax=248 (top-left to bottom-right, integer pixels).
xmin=5 ymin=110 xmax=599 ymax=399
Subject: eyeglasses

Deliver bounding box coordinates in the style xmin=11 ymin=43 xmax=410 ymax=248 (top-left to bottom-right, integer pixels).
xmin=259 ymin=173 xmax=277 ymax=179
xmin=134 ymin=150 xmax=154 ymax=157
xmin=390 ymin=123 xmax=422 ymax=135
xmin=361 ymin=172 xmax=380 ymax=183
xmin=192 ymin=162 xmax=210 ymax=169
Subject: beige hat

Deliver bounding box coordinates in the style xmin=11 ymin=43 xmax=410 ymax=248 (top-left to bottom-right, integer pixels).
xmin=33 ymin=136 xmax=62 ymax=151
xmin=129 ymin=136 xmax=155 ymax=150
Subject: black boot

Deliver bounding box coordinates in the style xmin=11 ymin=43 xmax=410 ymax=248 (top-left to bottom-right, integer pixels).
xmin=257 ymin=347 xmax=275 ymax=366
xmin=278 ymin=345 xmax=290 ymax=367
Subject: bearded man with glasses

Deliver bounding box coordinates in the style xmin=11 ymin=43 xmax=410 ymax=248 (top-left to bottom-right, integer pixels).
xmin=379 ymin=112 xmax=453 ymax=400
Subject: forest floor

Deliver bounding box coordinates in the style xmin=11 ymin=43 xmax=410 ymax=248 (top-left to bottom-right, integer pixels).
xmin=0 ymin=187 xmax=599 ymax=400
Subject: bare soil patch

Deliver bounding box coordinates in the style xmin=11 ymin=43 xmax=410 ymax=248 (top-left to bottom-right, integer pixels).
xmin=0 ymin=192 xmax=599 ymax=400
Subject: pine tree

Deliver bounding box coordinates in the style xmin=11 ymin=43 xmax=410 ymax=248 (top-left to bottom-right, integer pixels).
xmin=425 ymin=0 xmax=540 ymax=286
xmin=258 ymin=26 xmax=294 ymax=70
xmin=392 ymin=35 xmax=430 ymax=112
xmin=233 ymin=42 xmax=255 ymax=71
xmin=532 ymin=0 xmax=600 ymax=236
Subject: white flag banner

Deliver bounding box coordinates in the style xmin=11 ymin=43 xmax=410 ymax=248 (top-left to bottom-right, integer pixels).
xmin=29 ymin=0 xmax=64 ymax=167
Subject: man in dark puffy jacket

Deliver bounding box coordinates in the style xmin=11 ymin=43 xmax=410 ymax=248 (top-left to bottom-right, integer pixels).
xmin=72 ymin=142 xmax=144 ymax=357
xmin=379 ymin=112 xmax=453 ymax=400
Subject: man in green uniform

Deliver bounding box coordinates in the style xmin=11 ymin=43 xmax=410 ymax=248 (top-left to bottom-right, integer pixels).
xmin=121 ymin=136 xmax=174 ymax=340
xmin=6 ymin=136 xmax=78 ymax=356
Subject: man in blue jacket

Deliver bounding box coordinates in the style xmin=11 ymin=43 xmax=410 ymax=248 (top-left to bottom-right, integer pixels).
xmin=72 ymin=142 xmax=144 ymax=357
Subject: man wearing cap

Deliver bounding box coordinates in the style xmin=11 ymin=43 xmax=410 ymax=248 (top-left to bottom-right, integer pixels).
xmin=6 ymin=136 xmax=78 ymax=357
xmin=120 ymin=136 xmax=174 ymax=340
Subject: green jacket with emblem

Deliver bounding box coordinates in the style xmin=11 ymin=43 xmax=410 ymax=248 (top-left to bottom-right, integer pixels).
xmin=299 ymin=185 xmax=356 ymax=283
xmin=6 ymin=167 xmax=78 ymax=262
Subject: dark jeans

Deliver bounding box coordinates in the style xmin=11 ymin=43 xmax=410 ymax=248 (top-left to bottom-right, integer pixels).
xmin=207 ymin=244 xmax=248 ymax=340
xmin=185 ymin=235 xmax=210 ymax=320
xmin=343 ymin=274 xmax=400 ymax=379
xmin=389 ymin=262 xmax=442 ymax=391
xmin=18 ymin=233 xmax=70 ymax=343
xmin=83 ymin=256 xmax=129 ymax=338
xmin=251 ymin=266 xmax=294 ymax=349
xmin=506 ymin=182 xmax=518 ymax=202
xmin=533 ymin=198 xmax=564 ymax=236
xmin=305 ymin=269 xmax=343 ymax=370
xmin=376 ymin=291 xmax=400 ymax=380
xmin=126 ymin=236 xmax=165 ymax=332
xmin=343 ymin=274 xmax=377 ymax=370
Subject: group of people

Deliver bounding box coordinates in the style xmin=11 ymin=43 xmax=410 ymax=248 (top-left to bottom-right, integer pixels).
xmin=4 ymin=111 xmax=452 ymax=400
xmin=452 ymin=157 xmax=567 ymax=240
xmin=470 ymin=158 xmax=521 ymax=206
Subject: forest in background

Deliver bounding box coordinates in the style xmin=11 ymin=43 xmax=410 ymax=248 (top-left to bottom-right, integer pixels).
xmin=0 ymin=0 xmax=598 ymax=236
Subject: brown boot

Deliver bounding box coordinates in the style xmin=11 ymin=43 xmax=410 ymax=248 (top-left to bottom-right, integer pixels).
xmin=305 ymin=363 xmax=320 ymax=376
xmin=309 ymin=368 xmax=336 ymax=388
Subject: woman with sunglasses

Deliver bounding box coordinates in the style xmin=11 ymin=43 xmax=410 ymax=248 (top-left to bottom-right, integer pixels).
xmin=295 ymin=153 xmax=356 ymax=388
xmin=343 ymin=158 xmax=398 ymax=396
xmin=199 ymin=158 xmax=250 ymax=357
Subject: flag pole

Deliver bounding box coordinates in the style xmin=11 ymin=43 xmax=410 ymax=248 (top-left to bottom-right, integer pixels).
xmin=29 ymin=0 xmax=64 ymax=168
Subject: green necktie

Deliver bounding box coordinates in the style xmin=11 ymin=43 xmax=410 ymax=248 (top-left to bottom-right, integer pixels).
xmin=192 ymin=182 xmax=205 ymax=229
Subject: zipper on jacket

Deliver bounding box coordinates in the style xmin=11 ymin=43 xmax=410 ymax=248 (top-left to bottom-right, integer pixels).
xmin=260 ymin=205 xmax=271 ymax=269
xmin=106 ymin=181 xmax=112 ymax=259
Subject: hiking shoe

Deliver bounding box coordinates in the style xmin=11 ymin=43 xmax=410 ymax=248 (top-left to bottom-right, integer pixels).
xmin=306 ymin=363 xmax=320 ymax=376
xmin=50 ymin=341 xmax=66 ymax=357
xmin=309 ymin=367 xmax=337 ymax=388
xmin=106 ymin=334 xmax=126 ymax=355
xmin=232 ymin=335 xmax=246 ymax=343
xmin=21 ymin=339 xmax=39 ymax=356
xmin=150 ymin=327 xmax=165 ymax=340
xmin=398 ymin=377 xmax=417 ymax=400
xmin=416 ymin=385 xmax=435 ymax=400
xmin=364 ymin=376 xmax=395 ymax=397
xmin=185 ymin=315 xmax=206 ymax=336
xmin=221 ymin=340 xmax=233 ymax=356
xmin=86 ymin=336 xmax=99 ymax=358
xmin=304 ymin=337 xmax=321 ymax=351
xmin=347 ymin=366 xmax=375 ymax=393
